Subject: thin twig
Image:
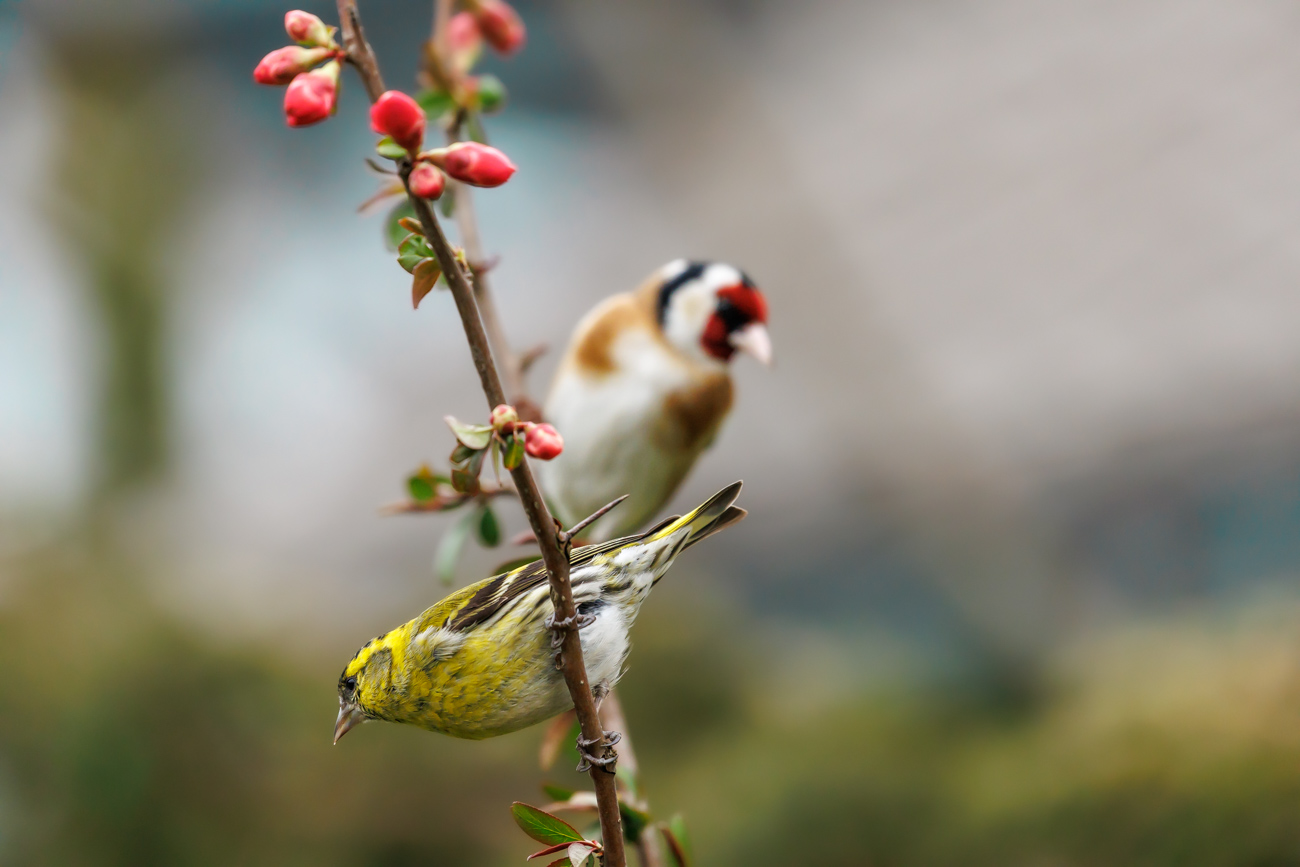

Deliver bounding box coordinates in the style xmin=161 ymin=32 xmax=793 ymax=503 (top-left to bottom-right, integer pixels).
xmin=445 ymin=129 xmax=529 ymax=409
xmin=336 ymin=0 xmax=385 ymax=101
xmin=563 ymin=494 xmax=629 ymax=540
xmin=334 ymin=5 xmax=627 ymax=862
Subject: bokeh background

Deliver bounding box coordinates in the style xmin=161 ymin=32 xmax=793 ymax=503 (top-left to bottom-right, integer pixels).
xmin=5 ymin=0 xmax=1300 ymax=863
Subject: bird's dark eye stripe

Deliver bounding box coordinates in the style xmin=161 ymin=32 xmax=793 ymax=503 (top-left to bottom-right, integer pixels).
xmin=656 ymin=261 xmax=709 ymax=326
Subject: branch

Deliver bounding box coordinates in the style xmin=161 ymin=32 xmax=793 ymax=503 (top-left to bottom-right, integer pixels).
xmin=444 ymin=159 xmax=530 ymax=412
xmin=335 ymin=0 xmax=385 ymax=101
xmin=336 ymin=5 xmax=626 ymax=863
xmin=406 ymin=166 xmax=627 ymax=867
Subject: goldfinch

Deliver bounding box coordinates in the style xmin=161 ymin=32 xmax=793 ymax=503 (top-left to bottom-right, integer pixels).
xmin=334 ymin=482 xmax=746 ymax=742
xmin=539 ymin=260 xmax=771 ymax=541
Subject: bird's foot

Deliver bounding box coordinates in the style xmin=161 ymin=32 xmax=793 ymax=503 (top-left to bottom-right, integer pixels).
xmin=575 ymin=730 xmax=621 ymax=774
xmin=546 ymin=612 xmax=597 ymax=638
xmin=546 ymin=612 xmax=598 ymax=668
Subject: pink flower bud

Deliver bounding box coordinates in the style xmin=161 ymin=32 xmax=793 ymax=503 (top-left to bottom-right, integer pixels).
xmin=428 ymin=141 xmax=516 ymax=188
xmin=283 ymin=60 xmax=340 ymax=128
xmin=524 ymin=423 xmax=563 ymax=460
xmin=446 ymin=12 xmax=483 ymax=73
xmin=409 ymin=163 xmax=446 ymax=200
xmin=370 ymin=90 xmax=426 ymax=153
xmin=285 ymin=10 xmax=335 ymax=47
xmin=254 ymin=45 xmax=333 ymax=86
xmin=489 ymin=404 xmax=519 ymax=433
xmin=471 ymin=0 xmax=526 ymax=55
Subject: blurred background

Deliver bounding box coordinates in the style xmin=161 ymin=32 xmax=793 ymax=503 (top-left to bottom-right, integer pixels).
xmin=5 ymin=0 xmax=1300 ymax=863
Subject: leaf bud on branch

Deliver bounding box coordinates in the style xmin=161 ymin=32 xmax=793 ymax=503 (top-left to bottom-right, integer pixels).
xmin=409 ymin=163 xmax=446 ymax=200
xmin=285 ymin=10 xmax=338 ymax=47
xmin=465 ymin=0 xmax=526 ymax=56
xmin=420 ymin=141 xmax=517 ymax=187
xmin=523 ymin=423 xmax=563 ymax=461
xmin=370 ymin=90 xmax=427 ymax=153
xmin=254 ymin=45 xmax=338 ymax=85
xmin=284 ymin=59 xmax=341 ymax=127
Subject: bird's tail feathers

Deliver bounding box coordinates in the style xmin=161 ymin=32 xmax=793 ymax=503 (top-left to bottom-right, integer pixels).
xmin=647 ymin=481 xmax=745 ymax=550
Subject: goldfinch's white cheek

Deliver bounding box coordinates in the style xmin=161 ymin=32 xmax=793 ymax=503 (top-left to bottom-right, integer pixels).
xmin=662 ymin=283 xmax=721 ymax=365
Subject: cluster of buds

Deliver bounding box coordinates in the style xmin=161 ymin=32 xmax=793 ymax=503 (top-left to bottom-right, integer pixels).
xmin=416 ymin=2 xmax=521 ymax=122
xmin=488 ymin=405 xmax=565 ymax=461
xmin=254 ymin=11 xmax=344 ymax=127
xmin=369 ymin=90 xmax=517 ymax=201
xmin=444 ymin=405 xmax=562 ymax=497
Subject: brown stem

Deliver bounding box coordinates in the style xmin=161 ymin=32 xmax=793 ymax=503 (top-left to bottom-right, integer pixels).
xmin=331 ymin=7 xmax=626 ymax=861
xmin=410 ymin=179 xmax=626 ymax=866
xmin=335 ymin=0 xmax=385 ymax=101
xmin=445 ymin=164 xmax=527 ymax=406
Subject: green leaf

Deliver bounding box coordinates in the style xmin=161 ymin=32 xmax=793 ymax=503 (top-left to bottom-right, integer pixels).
xmin=541 ymin=784 xmax=575 ymax=803
xmin=659 ymin=815 xmax=692 ymax=867
xmin=375 ymin=135 xmax=407 ymax=160
xmin=450 ymin=442 xmax=476 ymax=464
xmin=510 ymin=802 xmax=584 ymax=846
xmin=384 ymin=200 xmax=417 ymax=251
xmin=411 ymin=258 xmax=442 ymax=308
xmin=503 ymin=432 xmax=525 ymax=470
xmin=398 ymin=233 xmax=435 ymax=274
xmin=445 ymin=416 xmax=493 ymax=450
xmin=451 ymin=446 xmax=487 ymax=494
xmin=415 ymin=88 xmax=456 ymax=119
xmin=407 ymin=466 xmax=441 ymax=502
xmin=476 ymin=74 xmax=507 ymax=113
xmin=434 ymin=507 xmax=477 ymax=585
xmin=477 ymin=503 xmax=501 ymax=547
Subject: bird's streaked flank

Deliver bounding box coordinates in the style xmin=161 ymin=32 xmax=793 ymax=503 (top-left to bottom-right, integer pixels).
xmin=334 ymin=482 xmax=746 ymax=743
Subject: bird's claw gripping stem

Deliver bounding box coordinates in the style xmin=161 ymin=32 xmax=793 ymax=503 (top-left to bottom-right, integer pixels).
xmin=546 ymin=612 xmax=597 ymax=668
xmin=575 ymin=730 xmax=621 ymax=774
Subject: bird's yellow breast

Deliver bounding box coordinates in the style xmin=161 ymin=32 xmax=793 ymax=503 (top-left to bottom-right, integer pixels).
xmin=362 ymin=594 xmax=572 ymax=739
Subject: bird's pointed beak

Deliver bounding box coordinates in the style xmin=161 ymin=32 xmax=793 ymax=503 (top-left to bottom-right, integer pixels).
xmin=730 ymin=323 xmax=773 ymax=366
xmin=334 ymin=702 xmax=365 ymax=744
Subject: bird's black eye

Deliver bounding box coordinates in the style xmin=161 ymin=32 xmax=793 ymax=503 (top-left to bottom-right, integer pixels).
xmin=342 ymin=675 xmax=358 ymax=696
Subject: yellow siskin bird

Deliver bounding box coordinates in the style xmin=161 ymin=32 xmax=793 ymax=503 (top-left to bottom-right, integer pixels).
xmin=333 ymin=482 xmax=746 ymax=743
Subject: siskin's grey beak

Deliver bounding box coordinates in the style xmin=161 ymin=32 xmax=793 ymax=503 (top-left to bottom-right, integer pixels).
xmin=730 ymin=322 xmax=773 ymax=366
xmin=334 ymin=701 xmax=366 ymax=744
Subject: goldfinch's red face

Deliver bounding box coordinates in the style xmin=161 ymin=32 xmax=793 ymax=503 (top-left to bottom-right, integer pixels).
xmin=656 ymin=260 xmax=772 ymax=367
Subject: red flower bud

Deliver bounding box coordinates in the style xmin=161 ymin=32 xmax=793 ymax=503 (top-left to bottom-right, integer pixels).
xmin=283 ymin=60 xmax=340 ymax=127
xmin=489 ymin=404 xmax=519 ymax=433
xmin=428 ymin=141 xmax=516 ymax=187
xmin=254 ymin=45 xmax=333 ymax=86
xmin=524 ymin=423 xmax=563 ymax=460
xmin=370 ymin=90 xmax=426 ymax=153
xmin=409 ymin=163 xmax=446 ymax=200
xmin=285 ymin=10 xmax=335 ymax=47
xmin=446 ymin=12 xmax=483 ymax=73
xmin=471 ymin=0 xmax=526 ymax=55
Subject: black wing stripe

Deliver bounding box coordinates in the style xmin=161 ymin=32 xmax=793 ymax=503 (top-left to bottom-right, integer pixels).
xmin=444 ymin=528 xmax=657 ymax=633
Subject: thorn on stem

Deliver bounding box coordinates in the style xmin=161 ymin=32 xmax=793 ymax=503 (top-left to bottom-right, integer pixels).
xmin=566 ymin=494 xmax=629 ymax=540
